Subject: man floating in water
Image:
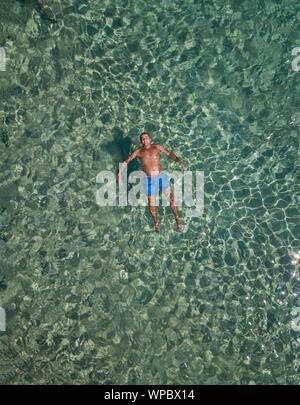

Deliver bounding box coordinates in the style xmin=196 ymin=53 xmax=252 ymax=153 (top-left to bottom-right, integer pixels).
xmin=117 ymin=133 xmax=186 ymax=233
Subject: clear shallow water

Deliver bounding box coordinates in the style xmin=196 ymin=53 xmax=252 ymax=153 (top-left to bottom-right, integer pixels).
xmin=0 ymin=0 xmax=299 ymax=384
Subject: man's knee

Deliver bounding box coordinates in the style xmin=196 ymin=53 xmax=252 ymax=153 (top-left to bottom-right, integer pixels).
xmin=149 ymin=205 xmax=157 ymax=214
xmin=148 ymin=196 xmax=156 ymax=206
xmin=163 ymin=186 xmax=172 ymax=199
xmin=166 ymin=189 xmax=174 ymax=203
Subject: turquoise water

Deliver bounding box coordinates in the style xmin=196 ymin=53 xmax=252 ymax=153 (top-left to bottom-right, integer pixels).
xmin=0 ymin=0 xmax=299 ymax=384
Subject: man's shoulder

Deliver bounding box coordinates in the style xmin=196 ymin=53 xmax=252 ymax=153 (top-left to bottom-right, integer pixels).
xmin=132 ymin=147 xmax=143 ymax=156
xmin=153 ymin=144 xmax=166 ymax=152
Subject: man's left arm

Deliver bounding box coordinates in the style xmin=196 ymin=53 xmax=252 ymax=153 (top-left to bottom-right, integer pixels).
xmin=158 ymin=144 xmax=186 ymax=170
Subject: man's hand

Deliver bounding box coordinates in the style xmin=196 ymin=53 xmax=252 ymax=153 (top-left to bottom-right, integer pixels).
xmin=180 ymin=162 xmax=186 ymax=170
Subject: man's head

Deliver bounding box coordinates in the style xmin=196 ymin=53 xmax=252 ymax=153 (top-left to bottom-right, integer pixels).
xmin=140 ymin=132 xmax=151 ymax=146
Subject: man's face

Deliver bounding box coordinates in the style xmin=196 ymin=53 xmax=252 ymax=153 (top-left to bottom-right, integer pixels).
xmin=140 ymin=133 xmax=151 ymax=146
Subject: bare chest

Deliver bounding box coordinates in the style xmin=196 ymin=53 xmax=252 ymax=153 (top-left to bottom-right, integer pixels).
xmin=138 ymin=147 xmax=160 ymax=162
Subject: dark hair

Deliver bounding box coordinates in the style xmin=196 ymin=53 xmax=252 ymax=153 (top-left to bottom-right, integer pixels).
xmin=140 ymin=132 xmax=150 ymax=140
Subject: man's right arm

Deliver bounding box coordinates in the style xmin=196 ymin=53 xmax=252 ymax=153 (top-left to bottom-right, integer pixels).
xmin=117 ymin=149 xmax=139 ymax=184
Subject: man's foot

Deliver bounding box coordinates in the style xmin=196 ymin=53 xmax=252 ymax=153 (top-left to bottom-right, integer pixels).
xmin=176 ymin=217 xmax=182 ymax=231
xmin=155 ymin=222 xmax=160 ymax=233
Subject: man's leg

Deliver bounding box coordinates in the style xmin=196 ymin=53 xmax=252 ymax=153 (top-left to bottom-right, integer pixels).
xmin=148 ymin=195 xmax=160 ymax=233
xmin=163 ymin=186 xmax=182 ymax=230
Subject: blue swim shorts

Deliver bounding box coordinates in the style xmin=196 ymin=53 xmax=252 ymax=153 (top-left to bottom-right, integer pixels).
xmin=142 ymin=172 xmax=170 ymax=197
